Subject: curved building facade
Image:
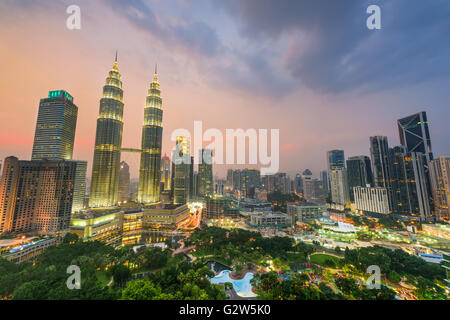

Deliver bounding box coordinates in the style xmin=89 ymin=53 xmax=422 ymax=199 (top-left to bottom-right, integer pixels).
xmin=138 ymin=68 xmax=163 ymax=204
xmin=89 ymin=57 xmax=124 ymax=207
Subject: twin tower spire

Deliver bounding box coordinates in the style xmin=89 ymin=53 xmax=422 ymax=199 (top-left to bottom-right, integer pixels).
xmin=89 ymin=52 xmax=163 ymax=208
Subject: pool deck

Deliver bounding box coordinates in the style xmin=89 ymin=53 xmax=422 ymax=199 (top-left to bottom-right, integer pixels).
xmin=225 ymin=287 xmax=256 ymax=300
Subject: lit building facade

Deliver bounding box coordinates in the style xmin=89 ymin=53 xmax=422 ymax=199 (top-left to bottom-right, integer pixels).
xmin=197 ymin=149 xmax=213 ymax=197
xmin=390 ymin=147 xmax=432 ymax=220
xmin=397 ymin=112 xmax=434 ymax=221
xmin=0 ymin=156 xmax=76 ymax=236
xmin=327 ymin=150 xmax=345 ymax=192
xmin=287 ymin=203 xmax=327 ymax=223
xmin=118 ymin=161 xmax=131 ymax=203
xmin=303 ymin=178 xmax=327 ymax=204
xmin=72 ymin=161 xmax=87 ymax=213
xmin=329 ymin=167 xmax=349 ymax=206
xmin=70 ymin=210 xmax=123 ymax=246
xmin=354 ymin=186 xmax=390 ymax=215
xmin=173 ymin=136 xmax=191 ymax=204
xmin=90 ymin=56 xmax=124 ymax=207
xmin=31 ymin=90 xmax=78 ymax=161
xmin=204 ymin=196 xmax=239 ymax=220
xmin=429 ymin=156 xmax=450 ymax=221
xmin=346 ymin=156 xmax=373 ymax=202
xmin=160 ymin=154 xmax=171 ymax=191
xmin=138 ymin=67 xmax=163 ymax=204
xmin=398 ymin=111 xmax=433 ymax=163
xmin=142 ymin=204 xmax=190 ymax=228
xmin=327 ymin=150 xmax=345 ymax=171
xmin=249 ymin=212 xmax=290 ymax=227
xmin=370 ymin=136 xmax=394 ymax=210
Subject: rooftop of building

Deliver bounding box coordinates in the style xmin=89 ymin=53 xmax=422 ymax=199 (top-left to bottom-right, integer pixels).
xmin=72 ymin=208 xmax=122 ymax=220
xmin=290 ymin=201 xmax=325 ymax=207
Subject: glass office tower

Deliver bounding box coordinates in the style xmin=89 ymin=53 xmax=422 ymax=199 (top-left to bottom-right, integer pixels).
xmin=346 ymin=156 xmax=373 ymax=201
xmin=31 ymin=90 xmax=78 ymax=161
xmin=174 ymin=136 xmax=191 ymax=204
xmin=398 ymin=111 xmax=433 ymax=163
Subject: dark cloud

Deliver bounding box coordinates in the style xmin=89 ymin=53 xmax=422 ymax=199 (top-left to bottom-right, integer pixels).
xmin=107 ymin=0 xmax=221 ymax=56
xmin=214 ymin=0 xmax=450 ymax=93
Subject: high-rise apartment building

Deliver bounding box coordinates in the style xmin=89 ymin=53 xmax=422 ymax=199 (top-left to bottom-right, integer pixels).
xmin=240 ymin=168 xmax=261 ymax=198
xmin=0 ymin=157 xmax=76 ymax=236
xmin=90 ymin=55 xmax=124 ymax=207
xmin=138 ymin=67 xmax=163 ymax=204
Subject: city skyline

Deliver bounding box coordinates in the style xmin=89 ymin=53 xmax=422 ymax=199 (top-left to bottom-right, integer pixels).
xmin=1 ymin=1 xmax=450 ymax=179
xmin=0 ymin=1 xmax=449 ymax=305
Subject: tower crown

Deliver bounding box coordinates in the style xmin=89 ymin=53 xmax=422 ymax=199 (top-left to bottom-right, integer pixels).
xmin=113 ymin=50 xmax=119 ymax=71
xmin=153 ymin=64 xmax=158 ymax=83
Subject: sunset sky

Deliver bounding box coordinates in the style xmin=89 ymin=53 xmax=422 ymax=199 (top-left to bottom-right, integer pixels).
xmin=1 ymin=0 xmax=450 ymax=179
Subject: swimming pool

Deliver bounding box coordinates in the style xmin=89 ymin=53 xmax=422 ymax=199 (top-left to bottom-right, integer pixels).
xmin=210 ymin=270 xmax=257 ymax=298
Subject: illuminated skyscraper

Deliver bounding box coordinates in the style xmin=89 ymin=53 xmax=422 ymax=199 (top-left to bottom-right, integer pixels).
xmin=398 ymin=112 xmax=434 ymax=220
xmin=327 ymin=150 xmax=345 ymax=192
xmin=174 ymin=136 xmax=191 ymax=204
xmin=118 ymin=161 xmax=131 ymax=203
xmin=398 ymin=111 xmax=433 ymax=163
xmin=31 ymin=90 xmax=85 ymax=213
xmin=327 ymin=150 xmax=345 ymax=172
xmin=89 ymin=54 xmax=124 ymax=207
xmin=197 ymin=149 xmax=213 ymax=197
xmin=429 ymin=156 xmax=450 ymax=221
xmin=160 ymin=154 xmax=171 ymax=191
xmin=72 ymin=161 xmax=87 ymax=213
xmin=329 ymin=167 xmax=350 ymax=206
xmin=31 ymin=90 xmax=78 ymax=161
xmin=346 ymin=156 xmax=373 ymax=201
xmin=138 ymin=66 xmax=163 ymax=204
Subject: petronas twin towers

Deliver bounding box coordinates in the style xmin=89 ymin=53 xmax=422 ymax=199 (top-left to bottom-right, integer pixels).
xmin=89 ymin=55 xmax=163 ymax=207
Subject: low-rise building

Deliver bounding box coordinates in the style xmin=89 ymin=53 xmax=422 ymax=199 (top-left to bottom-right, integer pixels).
xmin=1 ymin=237 xmax=59 ymax=263
xmin=204 ymin=196 xmax=240 ymax=220
xmin=328 ymin=209 xmax=346 ymax=222
xmin=248 ymin=212 xmax=290 ymax=227
xmin=239 ymin=198 xmax=272 ymax=213
xmin=288 ymin=202 xmax=327 ymax=223
xmin=70 ymin=209 xmax=123 ymax=246
xmin=143 ymin=204 xmax=190 ymax=228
